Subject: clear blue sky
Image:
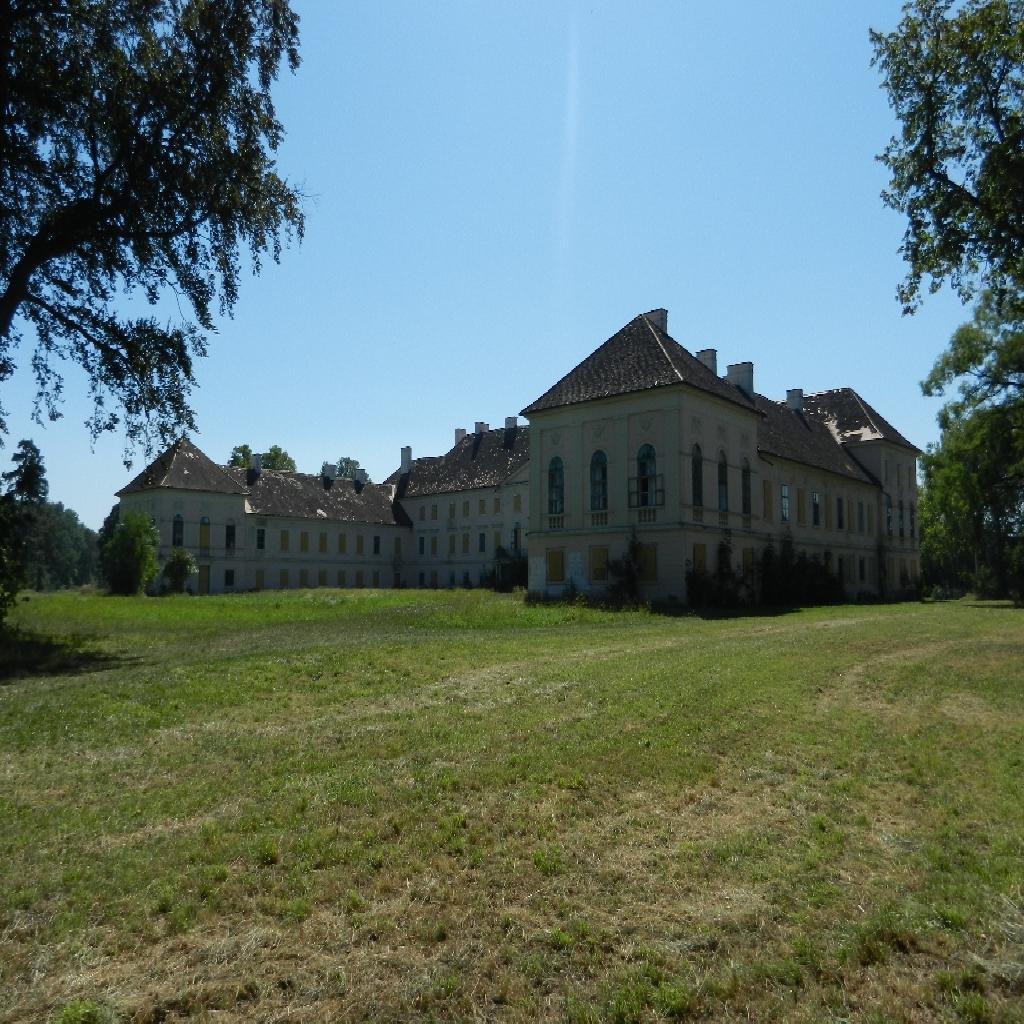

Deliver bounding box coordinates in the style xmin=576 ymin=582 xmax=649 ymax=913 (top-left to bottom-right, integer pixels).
xmin=5 ymin=0 xmax=970 ymax=529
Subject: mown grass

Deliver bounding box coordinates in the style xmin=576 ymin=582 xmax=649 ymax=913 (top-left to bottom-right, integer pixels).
xmin=1 ymin=590 xmax=1022 ymax=1022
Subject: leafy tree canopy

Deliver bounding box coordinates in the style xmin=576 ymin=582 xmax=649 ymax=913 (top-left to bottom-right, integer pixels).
xmin=1 ymin=439 xmax=47 ymax=503
xmin=0 ymin=0 xmax=303 ymax=456
xmin=227 ymin=443 xmax=295 ymax=471
xmin=871 ymin=0 xmax=1024 ymax=311
xmin=335 ymin=456 xmax=364 ymax=480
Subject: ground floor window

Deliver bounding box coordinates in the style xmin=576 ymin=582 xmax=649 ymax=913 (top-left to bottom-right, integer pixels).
xmin=224 ymin=569 xmax=235 ymax=588
xmin=637 ymin=543 xmax=657 ymax=582
xmin=589 ymin=545 xmax=608 ymax=583
xmin=255 ymin=569 xmax=264 ymax=590
xmin=546 ymin=548 xmax=565 ymax=583
xmin=693 ymin=543 xmax=707 ymax=573
xmin=299 ymin=568 xmax=309 ymax=587
xmin=337 ymin=569 xmax=347 ymax=586
xmin=318 ymin=568 xmax=327 ymax=587
xmin=279 ymin=569 xmax=289 ymax=588
xmin=355 ymin=570 xmax=364 ymax=588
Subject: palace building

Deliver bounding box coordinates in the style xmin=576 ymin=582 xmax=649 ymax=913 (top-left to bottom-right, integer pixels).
xmin=116 ymin=309 xmax=919 ymax=599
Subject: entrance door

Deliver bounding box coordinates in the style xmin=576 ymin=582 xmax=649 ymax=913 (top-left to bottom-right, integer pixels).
xmin=198 ymin=565 xmax=210 ymax=595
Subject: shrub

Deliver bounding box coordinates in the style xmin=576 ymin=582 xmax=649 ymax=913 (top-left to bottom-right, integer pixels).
xmin=100 ymin=511 xmax=159 ymax=595
xmin=161 ymin=546 xmax=197 ymax=593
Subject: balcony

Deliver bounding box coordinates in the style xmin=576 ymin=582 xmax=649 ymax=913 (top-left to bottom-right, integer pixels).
xmin=637 ymin=509 xmax=657 ymax=524
xmin=589 ymin=511 xmax=608 ymax=527
xmin=547 ymin=515 xmax=565 ymax=530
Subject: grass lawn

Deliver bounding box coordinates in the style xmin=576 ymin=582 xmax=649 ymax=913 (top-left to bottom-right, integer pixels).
xmin=1 ymin=590 xmax=1022 ymax=1023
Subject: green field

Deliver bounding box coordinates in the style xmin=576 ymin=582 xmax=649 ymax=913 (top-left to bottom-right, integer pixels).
xmin=1 ymin=591 xmax=1022 ymax=1023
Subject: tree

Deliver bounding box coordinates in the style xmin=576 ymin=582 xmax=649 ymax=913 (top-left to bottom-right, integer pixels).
xmin=162 ymin=546 xmax=197 ymax=593
xmin=0 ymin=1 xmax=303 ymax=454
xmin=100 ymin=511 xmax=159 ymax=595
xmin=0 ymin=439 xmax=51 ymax=621
xmin=227 ymin=443 xmax=295 ymax=470
xmin=335 ymin=456 xmax=364 ymax=480
xmin=871 ymin=0 xmax=1024 ymax=312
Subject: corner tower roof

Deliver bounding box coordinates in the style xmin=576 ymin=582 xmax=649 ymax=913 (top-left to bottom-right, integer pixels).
xmin=803 ymin=388 xmax=921 ymax=453
xmin=116 ymin=437 xmax=246 ymax=497
xmin=521 ymin=312 xmax=753 ymax=415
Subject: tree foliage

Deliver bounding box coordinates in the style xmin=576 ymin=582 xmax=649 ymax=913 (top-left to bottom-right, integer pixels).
xmin=0 ymin=439 xmax=52 ymax=621
xmin=227 ymin=443 xmax=295 ymax=470
xmin=335 ymin=456 xmax=363 ymax=480
xmin=0 ymin=0 xmax=303 ymax=454
xmin=100 ymin=510 xmax=159 ymax=595
xmin=162 ymin=546 xmax=197 ymax=593
xmin=871 ymin=0 xmax=1024 ymax=311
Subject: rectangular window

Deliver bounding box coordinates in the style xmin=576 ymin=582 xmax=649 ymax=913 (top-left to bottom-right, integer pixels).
xmin=462 ymin=500 xmax=470 ymax=517
xmin=780 ymin=484 xmax=790 ymax=523
xmin=356 ymin=535 xmax=364 ymax=555
xmin=494 ymin=531 xmax=501 ymax=552
xmin=431 ymin=504 xmax=438 ymax=521
xmin=318 ymin=568 xmax=327 ymax=587
xmin=513 ymin=494 xmax=522 ymax=513
xmin=256 ymin=527 xmax=265 ymax=550
xmin=255 ymin=569 xmax=264 ymax=589
xmin=857 ymin=501 xmax=865 ymax=533
xmin=279 ymin=569 xmax=289 ymax=588
xmin=478 ymin=532 xmax=486 ymax=553
xmin=812 ymin=491 xmax=820 ymax=527
xmin=825 ymin=495 xmax=833 ymax=530
xmin=224 ymin=569 xmax=235 ymax=588
xmin=797 ymin=488 xmax=806 ymax=526
xmin=225 ymin=524 xmax=236 ymax=551
xmin=461 ymin=532 xmax=469 ymax=554
xmin=418 ymin=535 xmax=425 ymax=555
xmin=836 ymin=497 xmax=845 ymax=530
xmin=373 ymin=535 xmax=381 ymax=555
xmin=494 ymin=497 xmax=501 ymax=514
xmin=867 ymin=504 xmax=875 ymax=535
xmin=318 ymin=531 xmax=327 ymax=553
xmin=299 ymin=568 xmax=309 ymax=587
xmin=637 ymin=543 xmax=657 ymax=582
xmin=372 ymin=570 xmax=380 ymax=587
xmin=430 ymin=570 xmax=437 ymax=587
xmin=300 ymin=531 xmax=309 ymax=553
xmin=172 ymin=517 xmax=184 ymax=547
xmin=742 ymin=547 xmax=754 ymax=579
xmin=355 ymin=569 xmax=364 ymax=588
xmin=693 ymin=543 xmax=707 ymax=573
xmin=449 ymin=502 xmax=455 ymax=519
xmin=859 ymin=557 xmax=866 ymax=583
xmin=546 ymin=548 xmax=565 ymax=583
xmin=762 ymin=480 xmax=773 ymax=522
xmin=479 ymin=498 xmax=486 ymax=515
xmin=448 ymin=534 xmax=456 ymax=555
xmin=338 ymin=532 xmax=347 ymax=554
xmin=280 ymin=529 xmax=289 ymax=552
xmin=337 ymin=569 xmax=346 ymax=586
xmin=589 ymin=546 xmax=609 ymax=582
xmin=418 ymin=505 xmax=425 ymax=521
xmin=431 ymin=536 xmax=438 ymax=556
xmin=394 ymin=536 xmax=402 ymax=555
xmin=419 ymin=572 xmax=425 ymax=587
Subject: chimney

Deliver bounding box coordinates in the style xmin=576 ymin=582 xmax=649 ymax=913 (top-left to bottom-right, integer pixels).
xmin=320 ymin=461 xmax=336 ymax=488
xmin=644 ymin=308 xmax=668 ymax=332
xmin=786 ymin=388 xmax=804 ymax=413
xmin=504 ymin=416 xmax=517 ymax=430
xmin=474 ymin=421 xmax=489 ymax=434
xmin=726 ymin=361 xmax=754 ymax=397
xmin=455 ymin=427 xmax=467 ymax=444
xmin=355 ymin=468 xmax=368 ymax=484
xmin=696 ymin=348 xmax=718 ymax=374
xmin=400 ymin=445 xmax=412 ymax=474
xmin=246 ymin=452 xmax=263 ymax=486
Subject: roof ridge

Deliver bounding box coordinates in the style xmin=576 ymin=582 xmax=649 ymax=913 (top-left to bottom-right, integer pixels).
xmin=641 ymin=314 xmax=684 ymax=383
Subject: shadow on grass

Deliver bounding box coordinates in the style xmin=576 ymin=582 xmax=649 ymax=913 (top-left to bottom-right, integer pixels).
xmin=0 ymin=628 xmax=126 ymax=683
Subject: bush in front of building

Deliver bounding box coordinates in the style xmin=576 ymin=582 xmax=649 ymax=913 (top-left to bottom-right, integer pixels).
xmin=161 ymin=547 xmax=198 ymax=594
xmin=100 ymin=511 xmax=159 ymax=596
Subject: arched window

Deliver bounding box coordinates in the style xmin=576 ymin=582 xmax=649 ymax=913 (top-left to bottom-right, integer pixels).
xmin=590 ymin=450 xmax=608 ymax=511
xmin=741 ymin=459 xmax=751 ymax=515
xmin=691 ymin=444 xmax=703 ymax=507
xmin=199 ymin=515 xmax=211 ymax=553
xmin=718 ymin=451 xmax=729 ymax=512
xmin=636 ymin=445 xmax=657 ymax=507
xmin=547 ymin=457 xmax=564 ymax=515
xmin=172 ymin=514 xmax=184 ymax=547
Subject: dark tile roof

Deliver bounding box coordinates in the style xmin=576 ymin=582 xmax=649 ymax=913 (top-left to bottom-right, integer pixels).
xmin=221 ymin=467 xmax=405 ymax=525
xmin=754 ymin=396 xmax=876 ymax=484
xmin=521 ymin=312 xmax=753 ymax=415
xmin=117 ymin=437 xmax=246 ymax=497
xmin=803 ymin=389 xmax=921 ymax=453
xmin=388 ymin=424 xmax=530 ymax=498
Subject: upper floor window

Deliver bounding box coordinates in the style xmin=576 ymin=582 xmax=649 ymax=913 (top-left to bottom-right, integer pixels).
xmin=631 ymin=444 xmax=663 ymax=507
xmin=717 ymin=452 xmax=728 ymax=512
xmin=812 ymin=491 xmax=821 ymax=527
xmin=910 ymin=503 xmax=916 ymax=539
xmin=256 ymin=527 xmax=265 ymax=550
xmin=837 ymin=497 xmax=845 ymax=530
xmin=547 ymin=457 xmax=564 ymax=515
xmin=225 ymin=522 xmax=236 ymax=551
xmin=590 ymin=450 xmax=608 ymax=511
xmin=898 ymin=500 xmax=905 ymax=538
xmin=780 ymin=484 xmax=790 ymax=522
xmin=741 ymin=459 xmax=751 ymax=515
xmin=886 ymin=495 xmax=894 ymax=537
xmin=691 ymin=444 xmax=703 ymax=507
xmin=172 ymin=514 xmax=184 ymax=547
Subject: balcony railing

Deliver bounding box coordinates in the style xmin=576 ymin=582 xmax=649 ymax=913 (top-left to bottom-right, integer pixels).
xmin=637 ymin=508 xmax=657 ymax=524
xmin=589 ymin=511 xmax=608 ymax=527
xmin=547 ymin=515 xmax=565 ymax=530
